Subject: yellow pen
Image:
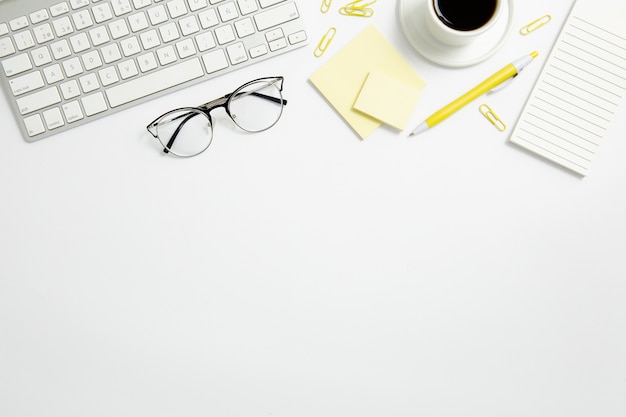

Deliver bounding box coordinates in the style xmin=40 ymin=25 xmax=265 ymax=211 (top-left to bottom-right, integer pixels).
xmin=409 ymin=51 xmax=539 ymax=136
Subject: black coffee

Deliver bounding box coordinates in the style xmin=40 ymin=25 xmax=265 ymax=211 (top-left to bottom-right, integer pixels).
xmin=434 ymin=0 xmax=498 ymax=32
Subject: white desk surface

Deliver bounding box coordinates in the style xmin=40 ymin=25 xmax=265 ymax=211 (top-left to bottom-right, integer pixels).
xmin=1 ymin=1 xmax=625 ymax=416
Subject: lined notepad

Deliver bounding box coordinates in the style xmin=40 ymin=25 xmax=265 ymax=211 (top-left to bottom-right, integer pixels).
xmin=510 ymin=0 xmax=626 ymax=176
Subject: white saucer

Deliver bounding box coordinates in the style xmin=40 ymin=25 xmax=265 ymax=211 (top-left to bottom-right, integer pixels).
xmin=398 ymin=0 xmax=515 ymax=67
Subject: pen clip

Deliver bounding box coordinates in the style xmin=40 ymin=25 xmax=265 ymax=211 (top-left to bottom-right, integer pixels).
xmin=487 ymin=75 xmax=517 ymax=95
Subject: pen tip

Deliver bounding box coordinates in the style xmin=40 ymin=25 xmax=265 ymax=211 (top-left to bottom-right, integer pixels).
xmin=409 ymin=122 xmax=429 ymax=137
xmin=531 ymin=51 xmax=539 ymax=59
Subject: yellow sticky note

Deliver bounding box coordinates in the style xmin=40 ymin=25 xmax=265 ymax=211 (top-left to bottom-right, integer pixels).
xmin=353 ymin=71 xmax=423 ymax=130
xmin=309 ymin=25 xmax=425 ymax=139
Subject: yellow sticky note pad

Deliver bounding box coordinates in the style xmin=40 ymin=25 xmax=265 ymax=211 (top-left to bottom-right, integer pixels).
xmin=309 ymin=25 xmax=425 ymax=139
xmin=353 ymin=72 xmax=422 ymax=130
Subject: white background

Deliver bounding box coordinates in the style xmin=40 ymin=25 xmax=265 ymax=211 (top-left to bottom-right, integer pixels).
xmin=1 ymin=1 xmax=625 ymax=416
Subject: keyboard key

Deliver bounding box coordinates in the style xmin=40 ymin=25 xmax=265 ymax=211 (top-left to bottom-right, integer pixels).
xmin=140 ymin=30 xmax=161 ymax=49
xmin=24 ymin=114 xmax=46 ymax=137
xmin=50 ymin=39 xmax=71 ymax=59
xmin=30 ymin=10 xmax=51 ymax=24
xmin=249 ymin=44 xmax=267 ymax=58
xmin=176 ymin=38 xmax=197 ymax=58
xmin=79 ymin=73 xmax=100 ymax=92
xmin=43 ymin=64 xmax=64 ymax=83
xmin=98 ymin=66 xmax=120 ymax=86
xmin=60 ymin=79 xmax=81 ymax=99
xmin=93 ymin=4 xmax=114 ymax=23
xmin=238 ymin=0 xmax=259 ymax=15
xmin=198 ymin=9 xmax=219 ymax=28
xmin=235 ymin=18 xmax=255 ymax=38
xmin=188 ymin=0 xmax=209 ymax=11
xmin=33 ymin=24 xmax=55 ymax=44
xmin=0 ymin=37 xmax=16 ymax=58
xmin=111 ymin=0 xmax=133 ymax=16
xmin=118 ymin=59 xmax=139 ymax=79
xmin=70 ymin=32 xmax=91 ymax=52
xmin=268 ymin=37 xmax=287 ymax=51
xmin=214 ymin=25 xmax=235 ymax=45
xmin=106 ymin=58 xmax=204 ymax=107
xmin=82 ymin=50 xmax=103 ymax=70
xmin=159 ymin=22 xmax=180 ymax=43
xmin=81 ymin=91 xmax=107 ymax=116
xmin=121 ymin=36 xmax=141 ymax=56
xmin=202 ymin=49 xmax=228 ymax=73
xmin=9 ymin=16 xmax=29 ymax=32
xmin=217 ymin=2 xmax=239 ymax=22
xmin=133 ymin=0 xmax=152 ymax=9
xmin=137 ymin=52 xmax=158 ymax=72
xmin=70 ymin=0 xmax=90 ymax=9
xmin=14 ymin=31 xmax=36 ymax=51
xmin=167 ymin=0 xmax=188 ymax=19
xmin=254 ymin=2 xmax=298 ymax=31
xmin=89 ymin=26 xmax=110 ymax=46
xmin=288 ymin=30 xmax=307 ymax=44
xmin=31 ymin=46 xmax=53 ymax=66
xmin=101 ymin=44 xmax=122 ymax=63
xmin=63 ymin=100 xmax=84 ymax=123
xmin=179 ymin=16 xmax=200 ymax=36
xmin=9 ymin=71 xmax=45 ymax=96
xmin=62 ymin=56 xmax=83 ymax=77
xmin=109 ymin=19 xmax=130 ymax=39
xmin=156 ymin=45 xmax=177 ymax=65
xmin=195 ymin=32 xmax=216 ymax=51
xmin=147 ymin=5 xmax=168 ymax=25
xmin=53 ymin=16 xmax=74 ymax=37
xmin=72 ymin=10 xmax=94 ymax=30
xmin=2 ymin=53 xmax=32 ymax=77
xmin=128 ymin=12 xmax=149 ymax=32
xmin=259 ymin=0 xmax=285 ymax=7
xmin=16 ymin=86 xmax=61 ymax=115
xmin=43 ymin=107 xmax=65 ymax=129
xmin=265 ymin=28 xmax=283 ymax=42
xmin=50 ymin=2 xmax=70 ymax=17
xmin=226 ymin=42 xmax=247 ymax=65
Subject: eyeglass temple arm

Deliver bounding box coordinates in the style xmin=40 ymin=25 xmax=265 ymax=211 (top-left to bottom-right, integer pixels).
xmin=236 ymin=91 xmax=287 ymax=105
xmin=198 ymin=91 xmax=287 ymax=110
xmin=247 ymin=91 xmax=287 ymax=105
xmin=163 ymin=112 xmax=199 ymax=153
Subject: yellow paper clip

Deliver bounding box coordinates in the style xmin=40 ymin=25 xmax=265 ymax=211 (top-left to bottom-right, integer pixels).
xmin=339 ymin=7 xmax=374 ymax=17
xmin=479 ymin=104 xmax=506 ymax=132
xmin=520 ymin=14 xmax=552 ymax=35
xmin=339 ymin=0 xmax=376 ymax=17
xmin=314 ymin=27 xmax=336 ymax=57
xmin=321 ymin=0 xmax=332 ymax=13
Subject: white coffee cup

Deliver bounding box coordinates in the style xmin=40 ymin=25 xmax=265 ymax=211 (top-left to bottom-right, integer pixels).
xmin=426 ymin=0 xmax=504 ymax=46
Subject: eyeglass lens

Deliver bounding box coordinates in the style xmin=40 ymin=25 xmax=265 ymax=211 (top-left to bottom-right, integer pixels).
xmin=155 ymin=108 xmax=212 ymax=157
xmin=228 ymin=79 xmax=284 ymax=132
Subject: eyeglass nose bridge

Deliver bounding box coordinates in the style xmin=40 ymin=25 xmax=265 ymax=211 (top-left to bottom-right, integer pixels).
xmin=198 ymin=95 xmax=229 ymax=112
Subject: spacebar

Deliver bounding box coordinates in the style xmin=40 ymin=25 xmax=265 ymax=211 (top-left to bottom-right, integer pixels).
xmin=106 ymin=59 xmax=205 ymax=108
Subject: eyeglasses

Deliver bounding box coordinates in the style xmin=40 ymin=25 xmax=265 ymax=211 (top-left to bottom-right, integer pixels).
xmin=146 ymin=76 xmax=287 ymax=157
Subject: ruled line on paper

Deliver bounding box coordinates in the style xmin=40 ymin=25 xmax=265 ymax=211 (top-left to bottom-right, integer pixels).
xmin=509 ymin=0 xmax=626 ymax=176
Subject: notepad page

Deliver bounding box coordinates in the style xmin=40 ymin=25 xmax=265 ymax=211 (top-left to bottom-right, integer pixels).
xmin=510 ymin=0 xmax=626 ymax=176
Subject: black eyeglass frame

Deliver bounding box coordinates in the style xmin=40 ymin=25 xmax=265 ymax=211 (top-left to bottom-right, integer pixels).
xmin=146 ymin=76 xmax=287 ymax=157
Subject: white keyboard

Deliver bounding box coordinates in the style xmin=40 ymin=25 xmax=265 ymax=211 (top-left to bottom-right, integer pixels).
xmin=0 ymin=0 xmax=308 ymax=141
